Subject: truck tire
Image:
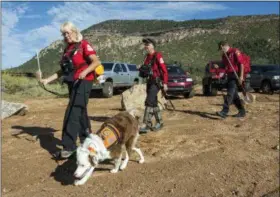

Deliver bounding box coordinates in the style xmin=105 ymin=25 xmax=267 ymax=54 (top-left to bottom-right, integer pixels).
xmin=102 ymin=82 xmax=113 ymax=98
xmin=261 ymin=81 xmax=273 ymax=94
xmin=203 ymin=85 xmax=210 ymax=96
xmin=134 ymin=79 xmax=139 ymax=85
xmin=210 ymin=85 xmax=218 ymax=96
xmin=184 ymin=89 xmax=195 ymax=98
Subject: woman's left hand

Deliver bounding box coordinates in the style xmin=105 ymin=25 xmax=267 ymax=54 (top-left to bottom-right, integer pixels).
xmin=78 ymin=70 xmax=88 ymax=79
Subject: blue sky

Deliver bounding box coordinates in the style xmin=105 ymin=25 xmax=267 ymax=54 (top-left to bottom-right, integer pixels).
xmin=1 ymin=1 xmax=279 ymax=69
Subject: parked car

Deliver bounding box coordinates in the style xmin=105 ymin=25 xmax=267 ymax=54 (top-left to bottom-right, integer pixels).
xmin=202 ymin=60 xmax=227 ymax=96
xmin=92 ymin=62 xmax=140 ymax=98
xmin=249 ymin=64 xmax=280 ymax=94
xmin=202 ymin=60 xmax=251 ymax=96
xmin=166 ymin=65 xmax=194 ymax=98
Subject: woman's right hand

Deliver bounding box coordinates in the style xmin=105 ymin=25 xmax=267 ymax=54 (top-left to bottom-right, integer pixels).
xmin=40 ymin=78 xmax=49 ymax=86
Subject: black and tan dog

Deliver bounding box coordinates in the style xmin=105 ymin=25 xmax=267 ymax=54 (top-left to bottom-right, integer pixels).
xmin=74 ymin=109 xmax=145 ymax=185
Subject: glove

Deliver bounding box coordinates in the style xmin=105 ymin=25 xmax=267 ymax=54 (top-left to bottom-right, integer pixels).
xmin=39 ymin=78 xmax=49 ymax=86
xmin=163 ymin=84 xmax=168 ymax=92
xmin=238 ymin=76 xmax=244 ymax=86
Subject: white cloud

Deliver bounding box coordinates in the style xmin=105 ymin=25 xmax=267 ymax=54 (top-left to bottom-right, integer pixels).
xmin=2 ymin=9 xmax=20 ymax=34
xmin=1 ymin=2 xmax=227 ymax=69
xmin=2 ymin=4 xmax=30 ymax=69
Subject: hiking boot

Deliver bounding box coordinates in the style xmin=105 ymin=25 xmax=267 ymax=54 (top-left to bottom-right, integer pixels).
xmin=152 ymin=123 xmax=163 ymax=131
xmin=139 ymin=124 xmax=153 ymax=134
xmin=232 ymin=110 xmax=246 ymax=118
xmin=140 ymin=107 xmax=153 ymax=134
xmin=216 ymin=111 xmax=227 ymax=119
xmin=153 ymin=107 xmax=163 ymax=131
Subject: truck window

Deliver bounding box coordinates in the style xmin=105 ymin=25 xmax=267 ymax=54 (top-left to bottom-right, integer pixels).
xmin=167 ymin=66 xmax=185 ymax=75
xmin=127 ymin=64 xmax=138 ymax=71
xmin=121 ymin=64 xmax=128 ymax=72
xmin=218 ymin=62 xmax=225 ymax=68
xmin=251 ymin=66 xmax=260 ymax=74
xmin=265 ymin=65 xmax=279 ymax=72
xmin=210 ymin=61 xmax=225 ymax=69
xmin=114 ymin=64 xmax=122 ymax=72
xmin=102 ymin=63 xmax=114 ymax=71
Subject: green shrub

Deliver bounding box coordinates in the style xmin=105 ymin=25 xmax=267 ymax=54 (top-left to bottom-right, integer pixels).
xmin=2 ymin=74 xmax=68 ymax=102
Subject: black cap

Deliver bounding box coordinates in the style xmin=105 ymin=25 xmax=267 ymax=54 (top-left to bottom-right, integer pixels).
xmin=218 ymin=40 xmax=229 ymax=50
xmin=142 ymin=38 xmax=156 ymax=47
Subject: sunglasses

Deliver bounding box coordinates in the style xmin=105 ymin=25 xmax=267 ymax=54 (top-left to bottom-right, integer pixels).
xmin=61 ymin=31 xmax=72 ymax=36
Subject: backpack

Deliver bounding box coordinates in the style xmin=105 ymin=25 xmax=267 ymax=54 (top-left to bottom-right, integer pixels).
xmin=233 ymin=49 xmax=251 ymax=78
xmin=139 ymin=52 xmax=157 ymax=78
xmin=242 ymin=53 xmax=251 ymax=77
xmin=60 ymin=42 xmax=81 ymax=82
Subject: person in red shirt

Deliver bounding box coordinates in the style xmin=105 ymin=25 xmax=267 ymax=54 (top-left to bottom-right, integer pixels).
xmin=216 ymin=41 xmax=246 ymax=118
xmin=40 ymin=21 xmax=101 ymax=158
xmin=138 ymin=38 xmax=168 ymax=133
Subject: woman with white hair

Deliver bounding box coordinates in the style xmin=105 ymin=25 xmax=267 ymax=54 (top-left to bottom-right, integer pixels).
xmin=40 ymin=21 xmax=101 ymax=159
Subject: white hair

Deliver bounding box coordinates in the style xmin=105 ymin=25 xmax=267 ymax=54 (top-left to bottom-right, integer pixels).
xmin=60 ymin=21 xmax=83 ymax=43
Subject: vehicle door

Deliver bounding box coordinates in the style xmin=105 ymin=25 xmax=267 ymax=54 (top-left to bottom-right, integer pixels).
xmin=250 ymin=66 xmax=262 ymax=88
xmin=112 ymin=63 xmax=123 ymax=86
xmin=120 ymin=64 xmax=131 ymax=85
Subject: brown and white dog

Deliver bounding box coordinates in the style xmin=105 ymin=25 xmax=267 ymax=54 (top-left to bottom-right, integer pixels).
xmin=74 ymin=109 xmax=145 ymax=186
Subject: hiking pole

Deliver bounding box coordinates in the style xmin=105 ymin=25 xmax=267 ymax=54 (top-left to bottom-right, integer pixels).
xmin=36 ymin=51 xmax=42 ymax=80
xmin=158 ymin=81 xmax=175 ymax=111
xmin=35 ymin=51 xmax=68 ymax=97
xmin=223 ymin=52 xmax=254 ymax=103
xmin=162 ymin=89 xmax=176 ymax=111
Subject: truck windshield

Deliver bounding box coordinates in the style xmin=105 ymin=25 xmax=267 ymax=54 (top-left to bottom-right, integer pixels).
xmin=102 ymin=63 xmax=114 ymax=71
xmin=167 ymin=66 xmax=185 ymax=75
xmin=210 ymin=62 xmax=225 ymax=69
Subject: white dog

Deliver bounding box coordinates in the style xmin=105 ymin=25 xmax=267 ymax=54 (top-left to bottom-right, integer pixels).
xmin=74 ymin=110 xmax=145 ymax=186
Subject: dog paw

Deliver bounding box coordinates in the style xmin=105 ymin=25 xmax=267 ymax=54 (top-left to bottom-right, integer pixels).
xmin=74 ymin=180 xmax=83 ymax=186
xmin=110 ymin=168 xmax=119 ymax=173
xmin=139 ymin=159 xmax=145 ymax=164
xmin=120 ymin=163 xmax=127 ymax=170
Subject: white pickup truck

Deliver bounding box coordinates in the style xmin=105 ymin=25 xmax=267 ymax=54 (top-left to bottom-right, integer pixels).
xmin=92 ymin=62 xmax=141 ymax=98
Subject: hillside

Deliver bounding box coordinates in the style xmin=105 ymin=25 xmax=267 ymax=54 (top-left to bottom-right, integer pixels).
xmin=8 ymin=14 xmax=279 ymax=77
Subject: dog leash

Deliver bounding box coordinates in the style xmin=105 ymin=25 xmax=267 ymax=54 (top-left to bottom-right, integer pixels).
xmin=36 ymin=51 xmax=75 ymax=97
xmin=37 ymin=81 xmax=70 ymax=97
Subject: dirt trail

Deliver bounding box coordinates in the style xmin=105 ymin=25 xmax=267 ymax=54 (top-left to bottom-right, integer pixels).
xmin=2 ymin=88 xmax=279 ymax=197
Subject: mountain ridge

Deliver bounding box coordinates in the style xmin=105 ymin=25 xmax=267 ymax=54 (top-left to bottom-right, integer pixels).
xmin=8 ymin=14 xmax=279 ymax=77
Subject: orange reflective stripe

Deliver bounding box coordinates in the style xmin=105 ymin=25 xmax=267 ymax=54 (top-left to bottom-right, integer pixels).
xmin=106 ymin=124 xmax=122 ymax=140
xmin=88 ymin=146 xmax=96 ymax=154
xmin=97 ymin=123 xmax=121 ymax=149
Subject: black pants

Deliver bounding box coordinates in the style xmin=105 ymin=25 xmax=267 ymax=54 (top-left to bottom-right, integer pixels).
xmin=145 ymin=82 xmax=160 ymax=107
xmin=222 ymin=76 xmax=244 ymax=113
xmin=62 ymin=80 xmax=93 ymax=151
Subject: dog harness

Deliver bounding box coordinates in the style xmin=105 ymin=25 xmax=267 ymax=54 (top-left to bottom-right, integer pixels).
xmin=96 ymin=123 xmax=123 ymax=149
